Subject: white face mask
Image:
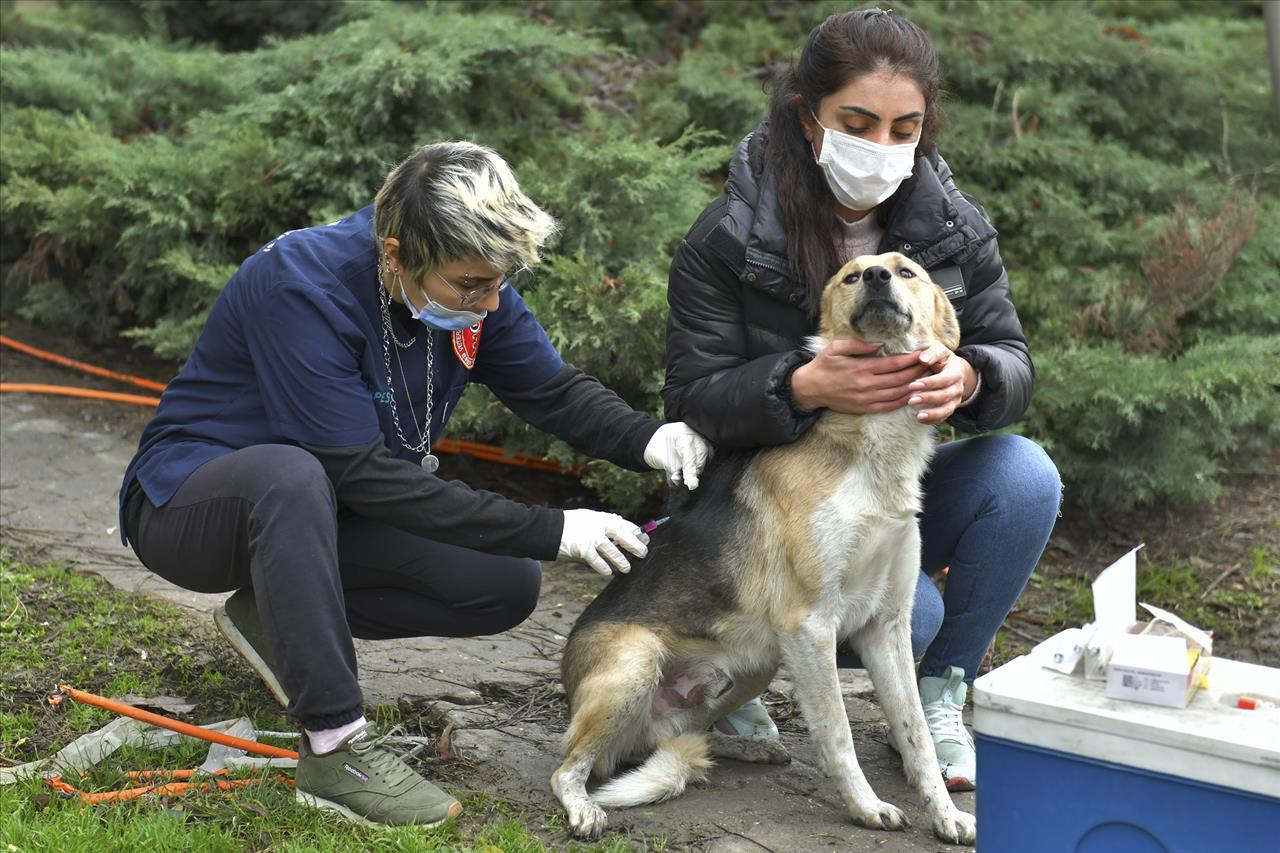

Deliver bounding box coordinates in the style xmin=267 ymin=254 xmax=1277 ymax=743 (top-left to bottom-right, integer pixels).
xmin=811 ymin=112 xmax=918 ymax=211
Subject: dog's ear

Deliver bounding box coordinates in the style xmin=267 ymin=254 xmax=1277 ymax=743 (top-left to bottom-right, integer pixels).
xmin=932 ymin=284 xmax=961 ymax=350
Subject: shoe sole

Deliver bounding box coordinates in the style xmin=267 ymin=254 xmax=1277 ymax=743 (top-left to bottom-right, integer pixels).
xmin=296 ymin=790 xmax=463 ymax=827
xmin=213 ymin=606 xmax=290 ymax=709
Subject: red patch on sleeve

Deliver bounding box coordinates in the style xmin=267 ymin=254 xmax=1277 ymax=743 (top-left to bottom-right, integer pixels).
xmin=452 ymin=321 xmax=483 ymax=369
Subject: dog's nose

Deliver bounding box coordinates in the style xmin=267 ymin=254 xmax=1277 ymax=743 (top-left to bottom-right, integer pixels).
xmin=862 ymin=266 xmax=892 ymax=291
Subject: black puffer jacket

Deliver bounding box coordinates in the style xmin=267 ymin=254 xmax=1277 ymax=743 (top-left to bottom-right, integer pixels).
xmin=663 ymin=123 xmax=1033 ymax=448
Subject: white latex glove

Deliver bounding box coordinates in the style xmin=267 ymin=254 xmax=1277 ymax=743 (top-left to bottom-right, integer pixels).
xmin=557 ymin=508 xmax=650 ymax=576
xmin=643 ymin=422 xmax=712 ymax=490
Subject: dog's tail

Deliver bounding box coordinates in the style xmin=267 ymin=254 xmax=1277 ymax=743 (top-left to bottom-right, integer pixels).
xmin=592 ymin=733 xmax=713 ymax=808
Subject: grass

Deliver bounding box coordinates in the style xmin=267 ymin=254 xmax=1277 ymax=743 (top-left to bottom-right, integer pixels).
xmin=1 ymin=779 xmax=643 ymax=853
xmin=0 ymin=552 xmax=649 ymax=852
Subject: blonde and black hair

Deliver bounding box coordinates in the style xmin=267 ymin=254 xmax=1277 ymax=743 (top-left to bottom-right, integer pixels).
xmin=372 ymin=141 xmax=558 ymax=280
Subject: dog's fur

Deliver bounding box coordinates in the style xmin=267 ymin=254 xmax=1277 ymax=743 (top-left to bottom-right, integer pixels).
xmin=551 ymin=253 xmax=976 ymax=845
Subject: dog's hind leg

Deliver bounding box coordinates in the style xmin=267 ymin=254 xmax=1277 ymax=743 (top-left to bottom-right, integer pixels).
xmin=778 ymin=624 xmax=910 ymax=833
xmin=552 ymin=747 xmax=607 ymax=840
xmin=553 ymin=626 xmax=664 ymax=839
xmin=856 ymin=612 xmax=976 ymax=845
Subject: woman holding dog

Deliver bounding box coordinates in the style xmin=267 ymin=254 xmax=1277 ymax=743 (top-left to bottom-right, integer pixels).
xmin=120 ymin=141 xmax=710 ymax=827
xmin=664 ymin=8 xmax=1060 ymax=791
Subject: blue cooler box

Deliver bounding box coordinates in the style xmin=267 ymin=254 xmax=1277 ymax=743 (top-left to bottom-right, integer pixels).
xmin=973 ymin=648 xmax=1280 ymax=853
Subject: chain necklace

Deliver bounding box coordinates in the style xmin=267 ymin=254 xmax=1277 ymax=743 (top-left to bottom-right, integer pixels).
xmin=380 ymin=257 xmax=417 ymax=350
xmin=377 ymin=261 xmax=440 ymax=472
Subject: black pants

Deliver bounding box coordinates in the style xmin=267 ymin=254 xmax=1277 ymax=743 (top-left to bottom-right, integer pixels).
xmin=124 ymin=444 xmax=542 ymax=729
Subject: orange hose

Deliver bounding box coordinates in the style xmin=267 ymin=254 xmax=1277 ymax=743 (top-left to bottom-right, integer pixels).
xmin=47 ymin=771 xmax=291 ymax=804
xmin=0 ymin=334 xmax=168 ymax=392
xmin=125 ymin=768 xmax=202 ymax=780
xmin=58 ymin=685 xmax=299 ymax=760
xmin=435 ymin=437 xmax=582 ymax=475
xmin=0 ymin=382 xmax=163 ymax=406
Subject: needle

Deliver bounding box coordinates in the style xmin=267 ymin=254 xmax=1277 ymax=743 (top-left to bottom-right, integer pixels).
xmin=640 ymin=516 xmax=671 ymax=534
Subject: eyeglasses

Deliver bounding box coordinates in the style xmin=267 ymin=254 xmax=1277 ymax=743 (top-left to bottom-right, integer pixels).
xmin=434 ymin=266 xmax=529 ymax=308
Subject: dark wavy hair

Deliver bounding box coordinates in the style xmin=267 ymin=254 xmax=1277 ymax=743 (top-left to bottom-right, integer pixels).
xmin=766 ymin=8 xmax=942 ymax=317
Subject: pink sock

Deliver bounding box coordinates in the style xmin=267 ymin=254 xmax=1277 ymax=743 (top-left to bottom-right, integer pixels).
xmin=306 ymin=715 xmax=368 ymax=755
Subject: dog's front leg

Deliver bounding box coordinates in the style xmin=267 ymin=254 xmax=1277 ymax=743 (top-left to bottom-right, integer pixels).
xmin=857 ymin=616 xmax=976 ymax=845
xmin=778 ymin=625 xmax=909 ymax=832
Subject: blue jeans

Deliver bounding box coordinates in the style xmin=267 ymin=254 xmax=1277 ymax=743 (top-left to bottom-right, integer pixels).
xmin=835 ymin=433 xmax=1060 ymax=684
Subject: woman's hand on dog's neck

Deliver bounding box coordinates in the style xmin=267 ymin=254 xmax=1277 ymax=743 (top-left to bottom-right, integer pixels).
xmin=905 ymin=343 xmax=979 ymax=424
xmin=791 ymin=339 xmax=976 ymax=419
xmin=791 ymin=339 xmax=930 ymax=414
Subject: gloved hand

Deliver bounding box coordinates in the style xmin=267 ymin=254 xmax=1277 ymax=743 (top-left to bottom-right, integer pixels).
xmin=643 ymin=422 xmax=712 ymax=490
xmin=557 ymin=508 xmax=650 ymax=576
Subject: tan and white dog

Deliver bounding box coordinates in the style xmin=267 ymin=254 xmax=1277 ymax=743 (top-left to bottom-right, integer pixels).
xmin=551 ymin=253 xmax=975 ymax=845
xmin=545 ymin=252 xmax=972 ymax=845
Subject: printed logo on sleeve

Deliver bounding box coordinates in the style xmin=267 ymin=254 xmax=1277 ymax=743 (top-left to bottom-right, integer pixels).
xmin=452 ymin=321 xmax=483 ymax=370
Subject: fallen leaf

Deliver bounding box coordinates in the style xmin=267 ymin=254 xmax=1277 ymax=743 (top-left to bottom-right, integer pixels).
xmin=436 ymin=722 xmax=456 ymax=761
xmin=240 ymin=802 xmax=269 ymax=819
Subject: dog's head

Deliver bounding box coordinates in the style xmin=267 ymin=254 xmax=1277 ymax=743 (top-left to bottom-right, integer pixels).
xmin=814 ymin=253 xmax=960 ymax=355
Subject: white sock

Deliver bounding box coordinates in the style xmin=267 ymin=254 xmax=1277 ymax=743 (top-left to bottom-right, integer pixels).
xmin=306 ymin=715 xmax=368 ymax=755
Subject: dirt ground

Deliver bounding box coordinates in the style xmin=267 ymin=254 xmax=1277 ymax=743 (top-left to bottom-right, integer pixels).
xmin=2 ymin=317 xmax=1277 ymax=850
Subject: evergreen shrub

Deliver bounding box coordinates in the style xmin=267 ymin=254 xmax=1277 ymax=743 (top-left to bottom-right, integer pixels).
xmin=1 ymin=0 xmax=1276 ymax=514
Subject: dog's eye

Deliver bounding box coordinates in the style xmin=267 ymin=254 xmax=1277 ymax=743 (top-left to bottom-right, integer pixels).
xmin=843 ymin=272 xmax=860 ymax=285
xmin=898 ymin=268 xmax=916 ymax=279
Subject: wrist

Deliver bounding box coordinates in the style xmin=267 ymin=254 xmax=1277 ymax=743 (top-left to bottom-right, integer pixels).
xmin=788 ymin=362 xmax=820 ymax=413
xmin=959 ymin=361 xmax=981 ymax=407
xmin=640 ymin=422 xmax=665 ymax=470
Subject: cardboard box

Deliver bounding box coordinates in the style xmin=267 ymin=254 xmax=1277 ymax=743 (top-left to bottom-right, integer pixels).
xmin=1105 ymin=630 xmax=1209 ymax=708
xmin=1052 ymin=546 xmax=1213 ymax=706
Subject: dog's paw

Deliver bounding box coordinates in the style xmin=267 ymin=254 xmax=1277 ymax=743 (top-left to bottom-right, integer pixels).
xmin=567 ymin=800 xmax=609 ymax=839
xmin=849 ymin=799 xmax=910 ymax=832
xmin=931 ymin=807 xmax=976 ymax=845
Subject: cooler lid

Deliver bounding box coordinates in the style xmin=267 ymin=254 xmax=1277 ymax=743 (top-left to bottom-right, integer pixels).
xmin=974 ymin=652 xmax=1280 ymax=799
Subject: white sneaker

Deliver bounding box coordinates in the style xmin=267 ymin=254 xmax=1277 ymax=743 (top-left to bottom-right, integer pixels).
xmin=918 ymin=666 xmax=976 ymax=791
xmin=712 ymin=696 xmax=779 ymax=738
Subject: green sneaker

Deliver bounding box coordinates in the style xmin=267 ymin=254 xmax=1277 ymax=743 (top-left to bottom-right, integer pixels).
xmin=296 ymin=722 xmax=463 ymax=827
xmin=918 ymin=666 xmax=976 ymax=792
xmin=712 ymin=695 xmax=780 ymax=738
xmin=213 ymin=587 xmax=289 ymax=708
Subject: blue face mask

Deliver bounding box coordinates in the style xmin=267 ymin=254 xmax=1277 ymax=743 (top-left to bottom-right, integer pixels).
xmin=400 ymin=278 xmax=487 ymax=331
